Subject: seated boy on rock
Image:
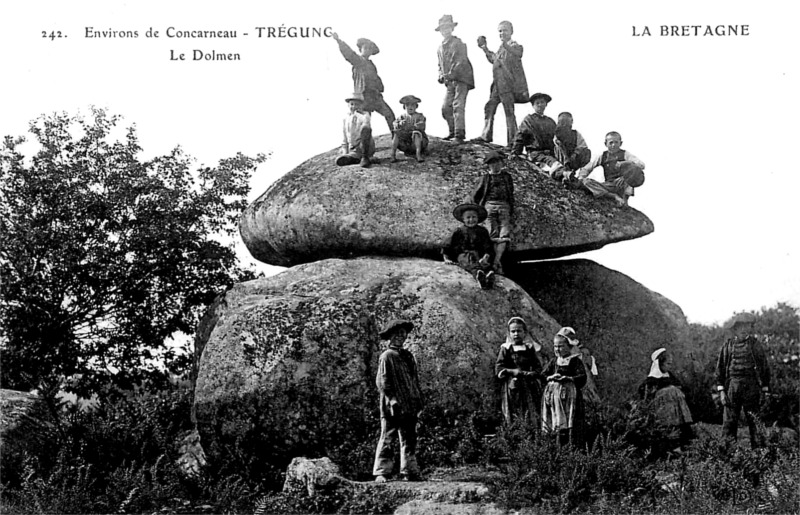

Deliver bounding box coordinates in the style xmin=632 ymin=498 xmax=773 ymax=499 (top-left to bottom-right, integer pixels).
xmin=511 ymin=92 xmax=568 ymax=179
xmin=553 ymin=112 xmax=591 ymax=172
xmin=391 ymin=95 xmax=429 ymax=163
xmin=566 ymin=131 xmax=645 ymax=206
xmin=337 ymin=93 xmax=375 ymax=168
xmin=473 ymin=150 xmax=513 ymax=275
xmin=442 ymin=203 xmax=496 ymax=289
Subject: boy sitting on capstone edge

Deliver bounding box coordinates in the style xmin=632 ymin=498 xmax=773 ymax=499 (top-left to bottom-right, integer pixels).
xmin=442 ymin=203 xmax=496 ymax=289
xmin=566 ymin=131 xmax=645 ymax=206
xmin=473 ymin=150 xmax=514 ymax=275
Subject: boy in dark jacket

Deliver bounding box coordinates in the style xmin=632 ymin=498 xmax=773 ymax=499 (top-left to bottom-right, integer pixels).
xmin=473 ymin=150 xmax=514 ymax=275
xmin=442 ymin=203 xmax=495 ymax=289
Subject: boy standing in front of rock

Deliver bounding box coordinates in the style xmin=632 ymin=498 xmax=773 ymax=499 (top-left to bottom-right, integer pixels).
xmin=374 ymin=319 xmax=424 ymax=482
xmin=391 ymin=95 xmax=428 ymax=163
xmin=473 ymin=151 xmax=514 ymax=275
xmin=442 ymin=203 xmax=496 ymax=289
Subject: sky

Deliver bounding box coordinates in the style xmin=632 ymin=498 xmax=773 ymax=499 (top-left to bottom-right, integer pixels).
xmin=2 ymin=0 xmax=798 ymax=326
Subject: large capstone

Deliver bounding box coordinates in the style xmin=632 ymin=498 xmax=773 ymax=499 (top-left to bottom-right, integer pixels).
xmin=506 ymin=259 xmax=692 ymax=409
xmin=194 ymin=257 xmax=559 ymax=474
xmin=240 ymin=136 xmax=654 ymax=267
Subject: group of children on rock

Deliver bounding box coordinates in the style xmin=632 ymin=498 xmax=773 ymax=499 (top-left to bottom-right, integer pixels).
xmin=332 ymin=16 xmax=646 ymax=290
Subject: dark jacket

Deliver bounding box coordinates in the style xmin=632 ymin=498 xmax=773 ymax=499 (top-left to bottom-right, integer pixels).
xmin=441 ymin=225 xmax=494 ymax=262
xmin=438 ymin=35 xmax=475 ymax=89
xmin=473 ymin=172 xmax=514 ymax=213
xmin=715 ymin=335 xmax=771 ymax=389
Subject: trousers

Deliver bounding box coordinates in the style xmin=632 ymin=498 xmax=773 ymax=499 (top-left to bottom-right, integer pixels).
xmin=373 ymin=415 xmax=419 ymax=477
xmin=442 ymin=80 xmax=469 ymax=139
xmin=481 ymin=88 xmax=517 ymax=145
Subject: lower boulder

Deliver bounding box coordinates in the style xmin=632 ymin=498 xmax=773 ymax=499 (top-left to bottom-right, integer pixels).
xmin=507 ymin=259 xmax=692 ymax=410
xmin=193 ymin=257 xmax=559 ymax=481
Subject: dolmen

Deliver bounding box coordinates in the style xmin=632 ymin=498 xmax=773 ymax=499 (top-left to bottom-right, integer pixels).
xmin=194 ymin=136 xmax=689 ymax=476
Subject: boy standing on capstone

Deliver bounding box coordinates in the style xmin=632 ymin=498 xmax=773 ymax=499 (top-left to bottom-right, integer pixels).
xmin=332 ymin=32 xmax=396 ymax=135
xmin=436 ymin=14 xmax=474 ymax=144
xmin=475 ymin=20 xmax=528 ymax=148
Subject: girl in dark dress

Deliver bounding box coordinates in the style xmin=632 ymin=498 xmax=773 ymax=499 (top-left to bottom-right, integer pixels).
xmin=638 ymin=348 xmax=694 ymax=451
xmin=495 ymin=317 xmax=543 ymax=426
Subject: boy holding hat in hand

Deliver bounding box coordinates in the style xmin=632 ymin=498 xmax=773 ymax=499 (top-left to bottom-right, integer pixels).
xmin=442 ymin=203 xmax=496 ymax=289
xmin=391 ymin=95 xmax=428 ymax=163
xmin=374 ymin=319 xmax=423 ymax=482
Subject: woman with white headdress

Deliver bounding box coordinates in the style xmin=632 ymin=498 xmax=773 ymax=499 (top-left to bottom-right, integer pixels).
xmin=558 ymin=327 xmax=601 ymax=406
xmin=638 ymin=348 xmax=694 ymax=446
xmin=541 ymin=328 xmax=587 ymax=446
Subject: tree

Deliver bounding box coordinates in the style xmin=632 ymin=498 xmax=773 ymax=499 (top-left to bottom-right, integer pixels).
xmin=0 ymin=108 xmax=267 ymax=397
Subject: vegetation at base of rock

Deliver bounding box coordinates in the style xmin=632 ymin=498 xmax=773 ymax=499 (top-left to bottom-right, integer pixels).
xmin=0 ymin=107 xmax=267 ymax=398
xmin=1 ymin=299 xmax=797 ymax=514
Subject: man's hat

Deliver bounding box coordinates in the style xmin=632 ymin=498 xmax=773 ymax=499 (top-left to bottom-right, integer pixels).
xmin=435 ymin=15 xmax=458 ymax=31
xmin=556 ymin=326 xmax=580 ymax=346
xmin=452 ymin=203 xmax=488 ymax=223
xmin=356 ymin=38 xmax=380 ymax=55
xmin=345 ymin=93 xmax=365 ymax=103
xmin=726 ymin=312 xmax=756 ymax=330
xmin=529 ymin=92 xmax=552 ymax=104
xmin=484 ymin=150 xmax=505 ymax=164
xmin=399 ymin=95 xmax=422 ymax=105
xmin=379 ymin=319 xmax=414 ymax=339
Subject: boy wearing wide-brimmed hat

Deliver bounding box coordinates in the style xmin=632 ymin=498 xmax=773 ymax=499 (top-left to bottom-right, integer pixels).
xmin=511 ymin=92 xmax=569 ymax=180
xmin=442 ymin=203 xmax=496 ymax=289
xmin=391 ymin=95 xmax=429 ymax=163
xmin=473 ymin=150 xmax=514 ymax=275
xmin=436 ymin=14 xmax=474 ymax=144
xmin=332 ymin=32 xmax=396 ymax=136
xmin=373 ymin=319 xmax=423 ymax=482
xmin=337 ymin=93 xmax=375 ymax=168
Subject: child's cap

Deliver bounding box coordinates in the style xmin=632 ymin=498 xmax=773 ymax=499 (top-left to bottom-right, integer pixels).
xmin=345 ymin=93 xmax=365 ymax=103
xmin=399 ymin=95 xmax=422 ymax=105
xmin=484 ymin=150 xmax=505 ymax=164
xmin=435 ymin=15 xmax=458 ymax=31
xmin=452 ymin=203 xmax=488 ymax=223
xmin=356 ymin=38 xmax=380 ymax=55
xmin=529 ymin=92 xmax=552 ymax=104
